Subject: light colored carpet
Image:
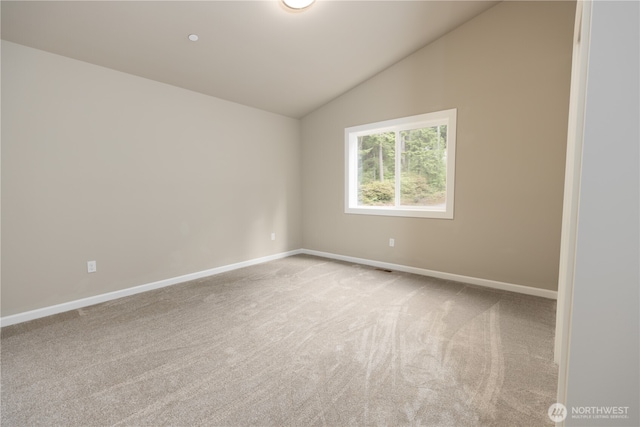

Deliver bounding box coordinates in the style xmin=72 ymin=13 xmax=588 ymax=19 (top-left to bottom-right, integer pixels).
xmin=1 ymin=255 xmax=558 ymax=426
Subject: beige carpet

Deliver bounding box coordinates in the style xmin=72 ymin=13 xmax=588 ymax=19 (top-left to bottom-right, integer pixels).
xmin=1 ymin=255 xmax=558 ymax=426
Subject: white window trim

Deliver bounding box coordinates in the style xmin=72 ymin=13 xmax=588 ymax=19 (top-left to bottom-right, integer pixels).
xmin=345 ymin=109 xmax=457 ymax=219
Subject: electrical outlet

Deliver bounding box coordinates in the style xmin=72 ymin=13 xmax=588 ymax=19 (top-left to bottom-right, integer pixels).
xmin=389 ymin=238 xmax=395 ymax=247
xmin=87 ymin=260 xmax=97 ymax=273
xmin=271 ymin=232 xmax=276 ymax=241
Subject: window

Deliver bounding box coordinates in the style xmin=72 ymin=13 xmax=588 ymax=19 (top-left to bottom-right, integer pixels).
xmin=345 ymin=109 xmax=456 ymax=219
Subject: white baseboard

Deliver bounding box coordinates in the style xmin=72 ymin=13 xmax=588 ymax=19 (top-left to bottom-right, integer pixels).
xmin=0 ymin=249 xmax=302 ymax=328
xmin=1 ymin=247 xmax=556 ymax=327
xmin=300 ymin=249 xmax=558 ymax=300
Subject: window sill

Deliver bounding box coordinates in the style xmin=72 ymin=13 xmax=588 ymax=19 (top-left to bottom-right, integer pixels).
xmin=345 ymin=206 xmax=453 ymax=219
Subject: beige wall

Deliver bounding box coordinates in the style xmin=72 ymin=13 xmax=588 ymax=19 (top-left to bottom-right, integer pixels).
xmin=301 ymin=1 xmax=575 ymax=291
xmin=1 ymin=41 xmax=302 ymax=316
xmin=1 ymin=1 xmax=575 ymax=317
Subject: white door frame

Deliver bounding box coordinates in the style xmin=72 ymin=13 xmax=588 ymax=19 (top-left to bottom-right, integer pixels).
xmin=554 ymin=0 xmax=592 ymax=418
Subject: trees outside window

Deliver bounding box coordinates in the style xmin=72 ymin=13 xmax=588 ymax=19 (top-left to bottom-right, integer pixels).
xmin=345 ymin=109 xmax=456 ymax=219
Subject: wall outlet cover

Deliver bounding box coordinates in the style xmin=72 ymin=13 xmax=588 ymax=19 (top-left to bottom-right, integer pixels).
xmin=87 ymin=261 xmax=97 ymax=273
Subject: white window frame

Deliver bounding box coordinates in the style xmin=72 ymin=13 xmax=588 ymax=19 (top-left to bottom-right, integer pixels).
xmin=345 ymin=109 xmax=457 ymax=219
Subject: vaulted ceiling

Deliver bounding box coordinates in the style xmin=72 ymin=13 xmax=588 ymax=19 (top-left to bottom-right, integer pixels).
xmin=1 ymin=1 xmax=499 ymax=118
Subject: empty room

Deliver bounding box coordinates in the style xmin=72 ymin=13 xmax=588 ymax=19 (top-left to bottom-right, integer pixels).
xmin=1 ymin=1 xmax=638 ymax=426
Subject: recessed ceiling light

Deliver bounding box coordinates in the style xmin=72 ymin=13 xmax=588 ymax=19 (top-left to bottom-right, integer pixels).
xmin=188 ymin=34 xmax=199 ymax=42
xmin=282 ymin=0 xmax=315 ymax=11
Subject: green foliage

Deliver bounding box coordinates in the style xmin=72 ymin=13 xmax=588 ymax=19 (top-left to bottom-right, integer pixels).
xmin=358 ymin=132 xmax=395 ymax=183
xmin=357 ymin=125 xmax=447 ymax=207
xmin=359 ymin=180 xmax=395 ymax=206
xmin=400 ymin=127 xmax=447 ymax=193
xmin=400 ymin=175 xmax=446 ymax=206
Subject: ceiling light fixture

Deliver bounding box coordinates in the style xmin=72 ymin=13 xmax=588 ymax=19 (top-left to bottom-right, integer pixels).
xmin=281 ymin=0 xmax=315 ymax=11
xmin=188 ymin=34 xmax=199 ymax=42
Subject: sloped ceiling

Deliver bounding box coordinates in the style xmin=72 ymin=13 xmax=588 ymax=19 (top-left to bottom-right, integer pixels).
xmin=1 ymin=0 xmax=499 ymax=118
